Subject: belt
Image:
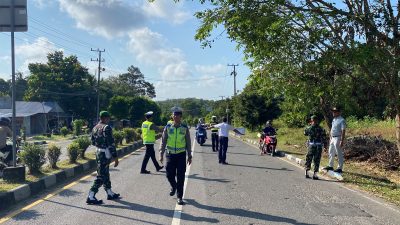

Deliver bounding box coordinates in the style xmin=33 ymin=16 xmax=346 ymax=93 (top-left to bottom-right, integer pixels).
xmin=332 ymin=135 xmax=340 ymax=138
xmin=96 ymin=148 xmax=107 ymax=152
xmin=309 ymin=142 xmax=322 ymax=145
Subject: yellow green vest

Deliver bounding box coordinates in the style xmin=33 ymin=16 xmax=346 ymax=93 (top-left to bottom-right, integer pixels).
xmin=142 ymin=121 xmax=156 ymax=144
xmin=210 ymin=122 xmax=219 ymax=132
xmin=166 ymin=124 xmax=187 ymax=154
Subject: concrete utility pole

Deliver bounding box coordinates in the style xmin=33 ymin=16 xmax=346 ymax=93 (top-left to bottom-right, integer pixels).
xmin=228 ymin=64 xmax=239 ymax=96
xmin=91 ymin=48 xmax=105 ymax=123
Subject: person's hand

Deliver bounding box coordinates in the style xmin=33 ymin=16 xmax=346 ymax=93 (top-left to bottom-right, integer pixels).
xmin=187 ymin=157 xmax=192 ymax=165
xmin=114 ymin=158 xmax=119 ymax=167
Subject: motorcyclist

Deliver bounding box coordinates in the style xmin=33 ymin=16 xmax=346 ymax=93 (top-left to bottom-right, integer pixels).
xmin=196 ymin=118 xmax=207 ymax=141
xmin=262 ymin=120 xmax=276 ymax=136
xmin=0 ymin=117 xmax=13 ymax=164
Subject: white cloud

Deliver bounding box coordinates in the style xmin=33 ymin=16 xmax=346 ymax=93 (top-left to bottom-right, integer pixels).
xmin=142 ymin=0 xmax=191 ymax=25
xmin=160 ymin=61 xmax=192 ymax=80
xmin=33 ymin=0 xmax=53 ymax=9
xmin=15 ymin=37 xmax=59 ymax=72
xmin=59 ymin=0 xmax=147 ymax=39
xmin=195 ymin=64 xmax=226 ymax=75
xmin=0 ymin=56 xmax=11 ymax=65
xmin=127 ymin=28 xmax=184 ymax=66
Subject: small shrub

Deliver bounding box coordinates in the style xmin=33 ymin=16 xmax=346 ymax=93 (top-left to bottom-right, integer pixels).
xmin=74 ymin=136 xmax=91 ymax=158
xmin=60 ymin=126 xmax=69 ymax=137
xmin=67 ymin=142 xmax=80 ymax=163
xmin=113 ymin=130 xmax=124 ymax=148
xmin=19 ymin=143 xmax=46 ymax=174
xmin=73 ymin=119 xmax=85 ymax=136
xmin=47 ymin=144 xmax=61 ymax=169
xmin=135 ymin=128 xmax=142 ymax=140
xmin=123 ymin=128 xmax=136 ymax=143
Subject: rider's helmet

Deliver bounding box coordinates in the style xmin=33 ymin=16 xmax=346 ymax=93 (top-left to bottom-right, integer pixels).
xmin=199 ymin=118 xmax=204 ymax=123
xmin=0 ymin=117 xmax=11 ymax=127
xmin=266 ymin=120 xmax=272 ymax=127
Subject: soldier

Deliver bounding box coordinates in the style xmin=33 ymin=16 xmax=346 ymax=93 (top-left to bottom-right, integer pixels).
xmin=159 ymin=106 xmax=192 ymax=205
xmin=140 ymin=111 xmax=164 ymax=174
xmin=86 ymin=111 xmax=120 ymax=205
xmin=304 ymin=115 xmax=328 ymax=180
xmin=209 ymin=116 xmax=219 ymax=152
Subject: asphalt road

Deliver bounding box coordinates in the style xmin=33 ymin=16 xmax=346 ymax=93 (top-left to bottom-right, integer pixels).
xmin=1 ymin=129 xmax=400 ymax=225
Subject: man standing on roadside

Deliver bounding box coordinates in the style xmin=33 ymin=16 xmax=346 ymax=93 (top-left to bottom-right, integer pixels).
xmin=211 ymin=117 xmax=243 ymax=164
xmin=159 ymin=106 xmax=192 ymax=205
xmin=87 ymin=111 xmax=120 ymax=205
xmin=209 ymin=116 xmax=219 ymax=152
xmin=324 ymin=106 xmax=346 ymax=174
xmin=140 ymin=111 xmax=164 ymax=174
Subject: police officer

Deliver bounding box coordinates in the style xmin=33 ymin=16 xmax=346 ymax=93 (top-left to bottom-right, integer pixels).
xmin=87 ymin=111 xmax=120 ymax=205
xmin=140 ymin=111 xmax=164 ymax=174
xmin=159 ymin=106 xmax=192 ymax=205
xmin=304 ymin=115 xmax=328 ymax=180
xmin=209 ymin=116 xmax=219 ymax=152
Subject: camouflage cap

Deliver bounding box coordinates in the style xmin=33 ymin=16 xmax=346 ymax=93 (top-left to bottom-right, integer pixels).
xmin=99 ymin=111 xmax=110 ymax=118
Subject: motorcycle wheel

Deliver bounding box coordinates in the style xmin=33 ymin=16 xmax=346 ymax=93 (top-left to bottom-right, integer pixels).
xmin=262 ymin=144 xmax=268 ymax=154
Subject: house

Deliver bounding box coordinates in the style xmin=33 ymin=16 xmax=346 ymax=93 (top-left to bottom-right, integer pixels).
xmin=0 ymin=97 xmax=69 ymax=135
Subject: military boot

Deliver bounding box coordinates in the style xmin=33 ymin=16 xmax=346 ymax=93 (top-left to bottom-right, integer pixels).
xmin=106 ymin=189 xmax=120 ymax=200
xmin=312 ymin=172 xmax=319 ymax=180
xmin=86 ymin=191 xmax=103 ymax=205
xmin=305 ymin=169 xmax=310 ymax=179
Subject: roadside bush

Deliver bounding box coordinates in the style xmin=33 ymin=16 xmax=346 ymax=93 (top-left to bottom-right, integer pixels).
xmin=47 ymin=144 xmax=61 ymax=169
xmin=74 ymin=136 xmax=91 ymax=159
xmin=123 ymin=128 xmax=136 ymax=143
xmin=135 ymin=128 xmax=142 ymax=140
xmin=67 ymin=142 xmax=80 ymax=163
xmin=113 ymin=130 xmax=124 ymax=148
xmin=73 ymin=119 xmax=85 ymax=136
xmin=19 ymin=143 xmax=46 ymax=174
xmin=60 ymin=126 xmax=69 ymax=137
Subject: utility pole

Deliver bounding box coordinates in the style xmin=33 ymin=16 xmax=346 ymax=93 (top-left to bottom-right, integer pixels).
xmin=91 ymin=48 xmax=105 ymax=123
xmin=228 ymin=64 xmax=239 ymax=96
xmin=219 ymin=96 xmax=225 ymax=101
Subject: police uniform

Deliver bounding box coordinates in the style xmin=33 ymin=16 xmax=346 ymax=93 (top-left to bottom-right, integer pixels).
xmin=304 ymin=115 xmax=327 ymax=179
xmin=210 ymin=117 xmax=219 ymax=152
xmin=160 ymin=107 xmax=192 ymax=205
xmin=140 ymin=111 xmax=163 ymax=174
xmin=87 ymin=111 xmax=120 ymax=204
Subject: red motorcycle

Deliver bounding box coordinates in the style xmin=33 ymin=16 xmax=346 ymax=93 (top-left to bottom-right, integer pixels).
xmin=258 ymin=132 xmax=278 ymax=156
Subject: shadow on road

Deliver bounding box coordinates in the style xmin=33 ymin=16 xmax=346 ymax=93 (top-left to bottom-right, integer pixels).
xmin=184 ymin=199 xmax=318 ymax=225
xmin=12 ymin=209 xmax=44 ymax=221
xmin=58 ymin=189 xmax=82 ymax=197
xmin=42 ymin=199 xmax=164 ymax=225
xmin=227 ymin=163 xmax=294 ymax=171
xmin=188 ymin=173 xmax=230 ymax=183
xmin=101 ymin=199 xmax=219 ymax=223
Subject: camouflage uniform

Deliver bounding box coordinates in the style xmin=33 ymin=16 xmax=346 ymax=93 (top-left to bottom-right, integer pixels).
xmin=304 ymin=124 xmax=327 ymax=172
xmin=90 ymin=122 xmax=117 ymax=193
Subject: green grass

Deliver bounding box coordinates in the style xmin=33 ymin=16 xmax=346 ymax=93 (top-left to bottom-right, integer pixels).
xmin=30 ymin=134 xmax=74 ymax=141
xmin=240 ymin=120 xmax=400 ymax=206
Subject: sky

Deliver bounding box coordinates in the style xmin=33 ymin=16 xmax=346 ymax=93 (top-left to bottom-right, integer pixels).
xmin=0 ymin=0 xmax=250 ymax=101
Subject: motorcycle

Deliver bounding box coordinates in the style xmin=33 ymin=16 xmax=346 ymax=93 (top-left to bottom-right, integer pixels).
xmin=196 ymin=124 xmax=207 ymax=146
xmin=0 ymin=138 xmax=22 ymax=171
xmin=258 ymin=131 xmax=278 ymax=156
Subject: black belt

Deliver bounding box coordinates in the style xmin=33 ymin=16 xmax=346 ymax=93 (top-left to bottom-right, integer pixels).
xmin=332 ymin=135 xmax=340 ymax=137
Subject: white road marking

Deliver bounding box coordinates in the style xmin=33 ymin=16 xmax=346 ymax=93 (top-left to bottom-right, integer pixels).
xmin=171 ymin=139 xmax=196 ymax=225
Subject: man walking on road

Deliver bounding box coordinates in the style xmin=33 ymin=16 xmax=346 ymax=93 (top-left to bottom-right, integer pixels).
xmin=209 ymin=116 xmax=219 ymax=152
xmin=140 ymin=111 xmax=164 ymax=174
xmin=211 ymin=117 xmax=243 ymax=164
xmin=159 ymin=106 xmax=192 ymax=205
xmin=324 ymin=106 xmax=346 ymax=174
xmin=304 ymin=115 xmax=328 ymax=180
xmin=87 ymin=111 xmax=120 ymax=205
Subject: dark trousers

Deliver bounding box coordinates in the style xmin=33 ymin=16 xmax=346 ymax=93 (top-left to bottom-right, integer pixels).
xmin=141 ymin=144 xmax=161 ymax=172
xmin=305 ymin=145 xmax=323 ymax=172
xmin=166 ymin=152 xmax=187 ymax=198
xmin=219 ymin=136 xmax=228 ymax=163
xmin=211 ymin=132 xmax=219 ymax=151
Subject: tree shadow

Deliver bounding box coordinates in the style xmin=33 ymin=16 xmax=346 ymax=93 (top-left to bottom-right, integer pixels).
xmin=101 ymin=199 xmax=219 ymax=223
xmin=343 ymin=171 xmax=399 ymax=188
xmin=227 ymin=163 xmax=294 ymax=171
xmin=12 ymin=209 xmax=44 ymax=221
xmin=44 ymin=199 xmax=163 ymax=225
xmin=58 ymin=189 xmax=82 ymax=197
xmin=188 ymin=173 xmax=230 ymax=183
xmin=184 ymin=199 xmax=317 ymax=225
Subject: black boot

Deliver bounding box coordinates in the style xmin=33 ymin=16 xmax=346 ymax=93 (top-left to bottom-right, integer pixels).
xmin=305 ymin=169 xmax=310 ymax=179
xmin=312 ymin=172 xmax=319 ymax=180
xmin=86 ymin=191 xmax=103 ymax=205
xmin=177 ymin=198 xmax=185 ymax=205
xmin=169 ymin=187 xmax=176 ymax=196
xmin=106 ymin=189 xmax=120 ymax=200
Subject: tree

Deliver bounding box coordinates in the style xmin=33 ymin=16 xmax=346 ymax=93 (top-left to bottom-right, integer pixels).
xmin=128 ymin=96 xmax=161 ymax=127
xmin=25 ymin=51 xmax=96 ymax=120
xmin=105 ymin=65 xmax=156 ymax=98
xmin=108 ymin=96 xmax=131 ymax=120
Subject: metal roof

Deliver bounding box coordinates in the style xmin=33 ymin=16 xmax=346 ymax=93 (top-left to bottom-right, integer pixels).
xmin=0 ymin=101 xmax=65 ymax=118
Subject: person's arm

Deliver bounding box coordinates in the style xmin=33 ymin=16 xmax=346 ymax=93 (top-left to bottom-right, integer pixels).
xmin=159 ymin=127 xmax=169 ymax=163
xmin=185 ymin=127 xmax=192 ymax=164
xmin=104 ymin=125 xmax=119 ymax=167
xmin=150 ymin=123 xmax=162 ymax=133
xmin=340 ymin=119 xmax=346 ymax=148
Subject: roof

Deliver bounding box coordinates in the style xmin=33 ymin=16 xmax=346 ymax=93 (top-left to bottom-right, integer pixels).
xmin=0 ymin=101 xmax=65 ymax=118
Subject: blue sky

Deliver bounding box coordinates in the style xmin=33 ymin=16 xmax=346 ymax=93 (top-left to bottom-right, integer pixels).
xmin=0 ymin=0 xmax=250 ymax=101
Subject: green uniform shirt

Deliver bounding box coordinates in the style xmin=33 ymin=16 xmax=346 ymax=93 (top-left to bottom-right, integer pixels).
xmin=304 ymin=124 xmax=328 ymax=148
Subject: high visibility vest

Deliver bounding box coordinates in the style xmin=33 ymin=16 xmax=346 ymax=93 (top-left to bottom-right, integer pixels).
xmin=167 ymin=120 xmax=173 ymax=125
xmin=210 ymin=122 xmax=219 ymax=132
xmin=142 ymin=121 xmax=156 ymax=144
xmin=166 ymin=124 xmax=187 ymax=154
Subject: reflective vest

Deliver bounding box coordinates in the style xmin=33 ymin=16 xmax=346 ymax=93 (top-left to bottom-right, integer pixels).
xmin=210 ymin=122 xmax=219 ymax=133
xmin=167 ymin=120 xmax=173 ymax=125
xmin=142 ymin=121 xmax=156 ymax=144
xmin=166 ymin=124 xmax=187 ymax=154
